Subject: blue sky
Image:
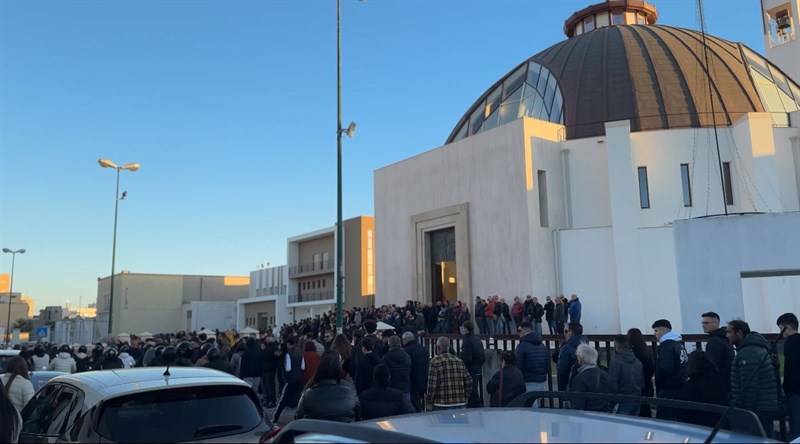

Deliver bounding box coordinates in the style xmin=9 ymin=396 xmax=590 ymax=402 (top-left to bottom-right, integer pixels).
xmin=0 ymin=0 xmax=763 ymax=310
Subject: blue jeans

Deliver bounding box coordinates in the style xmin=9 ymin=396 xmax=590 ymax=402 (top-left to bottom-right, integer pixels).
xmin=533 ymin=322 xmax=542 ymax=334
xmin=616 ymin=403 xmax=640 ymax=416
xmin=787 ymin=392 xmax=800 ymax=441
xmin=525 ymin=381 xmax=548 ymax=407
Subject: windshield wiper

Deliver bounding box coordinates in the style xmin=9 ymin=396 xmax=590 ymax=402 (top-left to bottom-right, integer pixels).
xmin=193 ymin=424 xmax=245 ymax=437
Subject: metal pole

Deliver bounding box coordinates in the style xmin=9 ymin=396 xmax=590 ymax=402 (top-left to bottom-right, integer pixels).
xmin=336 ymin=0 xmax=344 ymax=334
xmin=5 ymin=253 xmax=16 ymax=346
xmin=107 ymin=167 xmax=121 ymax=339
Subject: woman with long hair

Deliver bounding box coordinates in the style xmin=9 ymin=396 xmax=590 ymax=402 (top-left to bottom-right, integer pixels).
xmin=1 ymin=356 xmax=35 ymax=413
xmin=0 ymin=377 xmax=22 ymax=443
xmin=627 ymin=328 xmax=655 ymax=418
xmin=295 ymin=350 xmax=359 ymax=422
xmin=330 ymin=334 xmax=353 ymax=379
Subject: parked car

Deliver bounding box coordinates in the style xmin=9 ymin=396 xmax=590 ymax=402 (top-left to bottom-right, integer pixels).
xmin=19 ymin=367 xmax=280 ymax=443
xmin=0 ymin=349 xmax=21 ymax=373
xmin=28 ymin=371 xmax=69 ymax=391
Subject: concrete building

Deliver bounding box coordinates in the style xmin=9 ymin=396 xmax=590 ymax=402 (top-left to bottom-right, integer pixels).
xmin=237 ymin=265 xmax=288 ymax=331
xmin=374 ymin=1 xmax=800 ymax=334
xmin=0 ymin=292 xmax=30 ymax=340
xmin=95 ymin=272 xmax=249 ymax=337
xmin=39 ymin=306 xmax=63 ymax=324
xmin=287 ymin=216 xmax=375 ymax=322
xmin=762 ymin=0 xmax=799 ymax=84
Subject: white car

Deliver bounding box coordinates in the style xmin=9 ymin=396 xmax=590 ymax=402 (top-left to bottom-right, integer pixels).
xmin=19 ymin=367 xmax=280 ymax=443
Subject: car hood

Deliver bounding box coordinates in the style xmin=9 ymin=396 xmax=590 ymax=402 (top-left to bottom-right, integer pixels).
xmin=360 ymin=408 xmax=778 ymax=443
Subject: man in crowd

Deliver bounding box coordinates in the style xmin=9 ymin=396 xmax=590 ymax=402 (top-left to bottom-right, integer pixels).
xmin=727 ymin=319 xmax=779 ymax=438
xmin=272 ymin=335 xmax=305 ymax=424
xmin=608 ymin=334 xmax=643 ymax=416
xmin=701 ymin=311 xmax=734 ymax=396
xmin=515 ymin=321 xmax=549 ymax=405
xmin=460 ymin=321 xmax=485 ymax=407
xmin=511 ymin=297 xmax=524 ymax=333
xmin=475 ymin=297 xmax=487 ymax=335
xmin=261 ymin=332 xmax=280 ymax=408
xmin=403 ymin=331 xmax=429 ymax=412
xmin=495 ymin=297 xmax=511 ymax=335
xmin=531 ymin=297 xmax=544 ymax=335
xmin=355 ymin=336 xmax=384 ymax=394
xmin=544 ymin=296 xmax=555 ymax=335
xmin=777 ymin=312 xmax=799 ymax=440
xmin=554 ymin=322 xmax=584 ymax=391
xmin=383 ymin=335 xmax=412 ymax=400
xmin=484 ymin=297 xmax=497 ymax=336
xmin=569 ymin=344 xmax=613 ymax=412
xmin=426 ymin=337 xmax=472 ymax=411
xmin=351 ymin=320 xmax=386 ymax=379
xmin=652 ymin=319 xmax=687 ymax=421
xmin=240 ymin=338 xmax=264 ymax=403
xmin=569 ymin=294 xmax=582 ymax=324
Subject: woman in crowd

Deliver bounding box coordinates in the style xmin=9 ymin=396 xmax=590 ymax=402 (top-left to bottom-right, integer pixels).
xmin=1 ymin=378 xmax=22 ymax=443
xmin=330 ymin=334 xmax=353 ymax=380
xmin=1 ymin=357 xmax=35 ymax=413
xmin=627 ymin=328 xmax=655 ymax=418
xmin=301 ymin=341 xmax=321 ymax=389
xmin=486 ymin=351 xmax=526 ymax=407
xmin=359 ymin=364 xmax=415 ymax=419
xmin=295 ymin=350 xmax=360 ymax=422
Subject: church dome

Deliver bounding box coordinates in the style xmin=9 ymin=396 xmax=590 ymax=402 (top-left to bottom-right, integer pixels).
xmin=447 ymin=24 xmax=800 ymax=142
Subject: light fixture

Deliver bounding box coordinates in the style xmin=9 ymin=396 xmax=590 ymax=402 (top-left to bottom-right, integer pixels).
xmin=343 ymin=121 xmax=357 ymax=138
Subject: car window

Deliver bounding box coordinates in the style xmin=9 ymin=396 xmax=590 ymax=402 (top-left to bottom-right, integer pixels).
xmin=96 ymin=385 xmax=263 ymax=443
xmin=21 ymin=384 xmax=60 ymax=434
xmin=46 ymin=387 xmax=81 ymax=436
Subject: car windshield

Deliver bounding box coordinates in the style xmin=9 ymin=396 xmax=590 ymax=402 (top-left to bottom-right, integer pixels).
xmin=96 ymin=385 xmax=263 ymax=443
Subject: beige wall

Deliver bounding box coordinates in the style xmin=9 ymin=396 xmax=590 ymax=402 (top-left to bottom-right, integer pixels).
xmin=243 ymin=300 xmax=276 ymax=329
xmin=0 ymin=294 xmax=30 ymax=330
xmin=97 ymin=273 xmax=250 ymax=336
xmin=344 ymin=216 xmax=375 ymax=305
xmin=298 ymin=236 xmax=334 ymax=267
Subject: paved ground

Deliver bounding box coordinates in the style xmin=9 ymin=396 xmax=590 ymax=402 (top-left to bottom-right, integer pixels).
xmin=264 ymin=405 xmax=296 ymax=427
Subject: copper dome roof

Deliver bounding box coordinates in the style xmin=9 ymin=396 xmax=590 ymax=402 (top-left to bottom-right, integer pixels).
xmin=447 ymin=25 xmax=800 ymax=142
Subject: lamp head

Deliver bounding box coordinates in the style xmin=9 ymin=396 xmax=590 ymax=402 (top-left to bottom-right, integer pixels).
xmin=2 ymin=248 xmax=10 ymax=253
xmin=18 ymin=249 xmax=25 ymax=254
xmin=121 ymin=163 xmax=140 ymax=172
xmin=345 ymin=121 xmax=357 ymax=138
xmin=98 ymin=159 xmax=118 ymax=169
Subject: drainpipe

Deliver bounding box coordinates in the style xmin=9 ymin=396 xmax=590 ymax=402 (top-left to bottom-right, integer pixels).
xmin=552 ymin=228 xmax=563 ymax=299
xmin=792 ymin=136 xmax=800 ymax=208
xmin=561 ymin=149 xmax=573 ymax=228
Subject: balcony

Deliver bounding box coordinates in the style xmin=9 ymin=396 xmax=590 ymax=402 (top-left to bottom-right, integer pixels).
xmin=288 ymin=260 xmax=334 ymax=278
xmin=288 ymin=291 xmax=334 ymax=304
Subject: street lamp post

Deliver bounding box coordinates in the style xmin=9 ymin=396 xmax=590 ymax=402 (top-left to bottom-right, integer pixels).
xmin=2 ymin=247 xmax=25 ymax=347
xmin=98 ymin=158 xmax=140 ymax=340
xmin=336 ymin=0 xmax=358 ymax=335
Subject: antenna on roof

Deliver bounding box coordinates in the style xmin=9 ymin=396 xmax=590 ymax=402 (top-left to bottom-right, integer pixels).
xmin=163 ymin=364 xmax=171 ymax=383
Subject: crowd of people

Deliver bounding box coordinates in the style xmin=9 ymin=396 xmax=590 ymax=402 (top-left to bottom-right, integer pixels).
xmin=1 ymin=298 xmax=797 ymax=442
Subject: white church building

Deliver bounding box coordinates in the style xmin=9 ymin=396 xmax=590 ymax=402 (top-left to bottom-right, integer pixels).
xmin=374 ymin=0 xmax=800 ymax=335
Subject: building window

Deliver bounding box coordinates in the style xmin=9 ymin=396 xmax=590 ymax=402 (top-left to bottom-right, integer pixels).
xmin=638 ymin=167 xmax=650 ymax=209
xmin=680 ymin=164 xmax=692 ymax=207
xmin=583 ymin=16 xmax=595 ymax=32
xmin=637 ymin=13 xmax=646 ymax=24
xmin=611 ymin=10 xmax=624 ymax=25
xmin=723 ymin=162 xmax=734 ymax=205
xmin=537 ymin=170 xmax=549 ymax=227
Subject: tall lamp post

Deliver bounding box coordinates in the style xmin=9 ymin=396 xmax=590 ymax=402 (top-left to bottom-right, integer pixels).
xmin=336 ymin=0 xmax=358 ymax=334
xmin=98 ymin=158 xmax=140 ymax=340
xmin=2 ymin=247 xmax=25 ymax=347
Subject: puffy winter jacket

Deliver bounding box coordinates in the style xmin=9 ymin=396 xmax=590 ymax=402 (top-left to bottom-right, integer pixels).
xmin=296 ymin=379 xmax=360 ymax=422
xmin=1 ymin=373 xmax=34 ymax=412
xmin=48 ymin=352 xmax=77 ymax=373
xmin=74 ymin=353 xmax=91 ymax=373
xmin=515 ymin=332 xmax=549 ymax=383
xmin=119 ymin=352 xmax=135 ymax=369
xmin=30 ymin=354 xmax=50 ymax=371
xmin=359 ymin=386 xmax=415 ymax=419
xmin=568 ymin=299 xmax=582 ymax=323
xmin=383 ymin=347 xmax=412 ymax=393
xmin=732 ymin=332 xmax=779 ymax=413
xmin=608 ymin=349 xmax=643 ymax=396
xmin=555 ymin=334 xmax=584 ymax=391
xmin=705 ymin=327 xmax=734 ymax=394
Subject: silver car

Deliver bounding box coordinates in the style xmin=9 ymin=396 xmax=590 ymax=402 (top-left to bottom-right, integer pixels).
xmin=19 ymin=367 xmax=279 ymax=443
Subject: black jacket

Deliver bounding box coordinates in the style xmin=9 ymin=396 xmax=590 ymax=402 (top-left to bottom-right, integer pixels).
xmin=676 ymin=373 xmax=728 ymax=427
xmin=784 ymin=333 xmax=800 ymax=396
xmin=655 ymin=337 xmax=687 ymax=393
xmin=486 ymin=365 xmax=526 ymax=407
xmin=204 ymin=358 xmax=234 ymax=375
xmin=608 ymin=349 xmax=643 ymax=396
xmin=705 ymin=327 xmax=734 ymax=395
xmin=359 ymin=386 xmax=415 ymax=420
xmin=296 ymin=379 xmax=360 ymax=422
xmin=569 ymin=365 xmax=613 ymax=412
xmin=286 ymin=347 xmax=304 ymax=384
xmin=460 ymin=332 xmax=485 ymax=375
xmin=239 ymin=343 xmax=263 ymax=378
xmin=404 ymin=339 xmax=429 ymax=391
xmin=544 ymin=301 xmax=555 ymax=321
xmin=262 ymin=342 xmax=280 ymax=373
xmin=355 ymin=353 xmax=383 ymax=394
xmin=350 ymin=334 xmax=386 ymax=377
xmin=383 ymin=347 xmax=412 ymax=393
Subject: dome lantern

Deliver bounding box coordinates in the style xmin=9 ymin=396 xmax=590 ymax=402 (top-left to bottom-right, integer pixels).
xmin=564 ymin=0 xmax=658 ymax=37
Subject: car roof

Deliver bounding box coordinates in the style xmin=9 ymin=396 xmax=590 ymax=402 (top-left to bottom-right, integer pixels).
xmin=359 ymin=409 xmax=778 ymax=443
xmin=45 ymin=367 xmax=251 ymax=407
